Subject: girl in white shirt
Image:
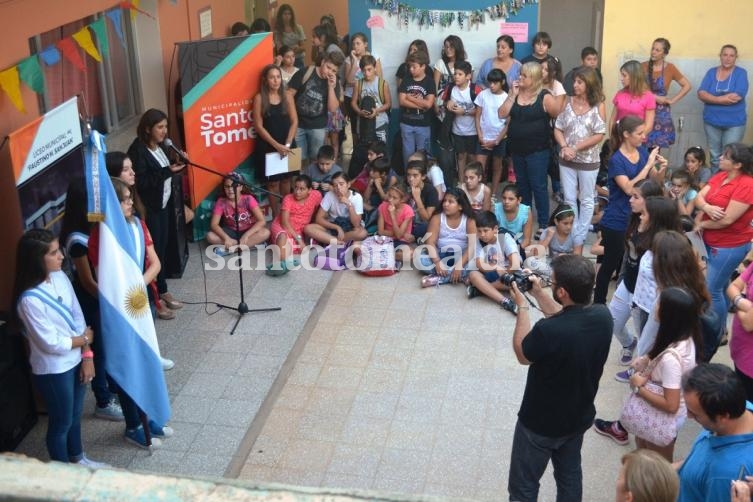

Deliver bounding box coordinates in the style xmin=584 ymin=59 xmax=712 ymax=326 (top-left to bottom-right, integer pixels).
xmin=14 ymin=229 xmax=106 ymax=467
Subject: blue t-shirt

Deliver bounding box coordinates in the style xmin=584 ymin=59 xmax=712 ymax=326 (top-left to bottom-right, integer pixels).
xmin=699 ymin=66 xmax=748 ymax=128
xmin=600 ymin=147 xmax=649 ymax=232
xmin=678 ymin=402 xmax=753 ymax=502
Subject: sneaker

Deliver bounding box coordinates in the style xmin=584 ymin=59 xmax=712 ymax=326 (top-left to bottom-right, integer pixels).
xmin=213 ymin=246 xmax=232 ymax=257
xmin=124 ymin=426 xmax=163 ymax=450
xmin=421 ymin=274 xmax=441 ymax=288
xmin=466 ymin=284 xmax=480 ymax=299
xmin=161 ymin=357 xmax=175 ymax=371
xmin=592 ymin=419 xmax=629 ymax=446
xmin=500 ymin=297 xmax=518 ymax=315
xmin=94 ymin=400 xmax=124 ymax=421
xmin=76 ymin=454 xmax=111 ymax=469
xmin=615 ymin=369 xmax=632 ymax=383
xmin=148 ymin=420 xmax=174 ymax=438
xmin=619 ymin=338 xmax=637 ymax=366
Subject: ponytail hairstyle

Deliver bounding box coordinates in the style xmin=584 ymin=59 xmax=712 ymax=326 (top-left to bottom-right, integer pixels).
xmin=609 ymin=115 xmax=644 ymax=155
xmin=647 ymin=38 xmax=671 ymax=87
xmin=650 ymin=286 xmax=702 ymax=362
xmin=547 ymin=203 xmax=575 ymax=227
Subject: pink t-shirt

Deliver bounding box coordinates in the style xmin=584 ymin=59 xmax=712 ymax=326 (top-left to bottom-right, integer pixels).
xmin=731 ymin=262 xmax=753 ymax=377
xmin=377 ymin=201 xmax=414 ymax=237
xmin=612 ymin=89 xmax=656 ymax=121
xmin=213 ymin=194 xmax=259 ymax=232
xmin=275 ymin=190 xmax=323 ymax=235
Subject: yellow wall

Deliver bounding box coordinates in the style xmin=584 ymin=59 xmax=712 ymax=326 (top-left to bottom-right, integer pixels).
xmin=602 ymin=0 xmax=753 ymax=143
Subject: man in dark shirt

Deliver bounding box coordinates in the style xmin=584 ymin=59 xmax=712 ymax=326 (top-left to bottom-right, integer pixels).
xmin=563 ymin=46 xmax=603 ymax=96
xmin=508 ymin=254 xmax=613 ymax=502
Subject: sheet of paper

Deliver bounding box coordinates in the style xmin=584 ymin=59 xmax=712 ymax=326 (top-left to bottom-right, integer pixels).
xmin=265 ymin=147 xmax=301 ymax=176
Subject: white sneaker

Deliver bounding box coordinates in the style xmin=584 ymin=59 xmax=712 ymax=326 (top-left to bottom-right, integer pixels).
xmin=77 ymin=454 xmax=110 ymax=469
xmin=161 ymin=357 xmax=175 ymax=371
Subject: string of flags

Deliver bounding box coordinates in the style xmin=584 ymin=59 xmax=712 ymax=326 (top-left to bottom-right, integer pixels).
xmin=0 ymin=1 xmax=152 ymax=113
xmin=367 ymin=0 xmax=537 ymax=30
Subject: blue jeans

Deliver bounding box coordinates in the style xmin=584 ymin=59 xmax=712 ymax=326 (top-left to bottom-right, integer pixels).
xmin=511 ymin=149 xmax=551 ymax=228
xmin=419 ymin=249 xmax=465 ymax=278
xmin=704 ymin=123 xmax=746 ymax=173
xmin=400 ymin=123 xmax=431 ymax=168
xmin=706 ymin=241 xmax=750 ymax=329
xmin=33 ymin=364 xmax=85 ymax=462
xmin=295 ymin=127 xmax=326 ymax=162
xmin=508 ymin=420 xmax=584 ymax=502
xmin=75 ymin=289 xmax=114 ymax=407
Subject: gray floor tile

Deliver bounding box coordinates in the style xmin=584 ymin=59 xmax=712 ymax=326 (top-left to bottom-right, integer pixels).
xmin=376 ymin=448 xmax=431 ymax=482
xmin=326 ymin=443 xmax=383 ymax=477
xmin=349 ymin=392 xmax=399 ymax=421
xmin=187 ymin=424 xmax=247 ymax=457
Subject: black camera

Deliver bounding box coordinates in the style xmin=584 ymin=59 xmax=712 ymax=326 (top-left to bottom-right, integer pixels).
xmin=500 ymin=270 xmax=534 ymax=292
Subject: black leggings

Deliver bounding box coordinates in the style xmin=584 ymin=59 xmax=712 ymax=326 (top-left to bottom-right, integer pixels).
xmin=594 ymin=226 xmax=626 ymax=304
xmin=736 ymin=366 xmax=753 ymax=404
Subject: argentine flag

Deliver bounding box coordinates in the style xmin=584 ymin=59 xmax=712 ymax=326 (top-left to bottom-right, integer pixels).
xmin=86 ymin=131 xmax=170 ymax=426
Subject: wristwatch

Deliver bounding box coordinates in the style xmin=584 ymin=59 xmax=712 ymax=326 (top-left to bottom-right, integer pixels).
xmin=631 ymin=385 xmax=642 ymax=395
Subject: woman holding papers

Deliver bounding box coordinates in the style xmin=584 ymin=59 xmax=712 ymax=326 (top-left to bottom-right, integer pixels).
xmin=253 ymin=64 xmax=299 ymax=217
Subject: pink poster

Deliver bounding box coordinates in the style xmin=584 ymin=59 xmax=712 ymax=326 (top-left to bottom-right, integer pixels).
xmin=500 ymin=22 xmax=528 ymax=43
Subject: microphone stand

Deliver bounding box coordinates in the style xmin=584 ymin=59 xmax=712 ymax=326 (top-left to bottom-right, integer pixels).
xmin=180 ymin=156 xmax=282 ymax=335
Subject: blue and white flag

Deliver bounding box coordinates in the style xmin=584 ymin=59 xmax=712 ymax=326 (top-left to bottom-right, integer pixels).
xmin=86 ymin=130 xmax=170 ymax=426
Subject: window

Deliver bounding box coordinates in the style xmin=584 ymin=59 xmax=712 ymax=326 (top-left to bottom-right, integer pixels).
xmin=30 ymin=8 xmax=141 ymax=133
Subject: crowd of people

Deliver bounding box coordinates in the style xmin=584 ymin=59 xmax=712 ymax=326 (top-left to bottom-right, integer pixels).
xmin=12 ymin=6 xmax=753 ymax=500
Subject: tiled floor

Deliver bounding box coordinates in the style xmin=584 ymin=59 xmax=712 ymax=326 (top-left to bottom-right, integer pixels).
xmin=14 ymin=238 xmax=735 ymax=501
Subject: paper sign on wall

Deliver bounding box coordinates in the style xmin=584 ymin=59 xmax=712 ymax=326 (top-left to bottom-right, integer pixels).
xmin=500 ymin=22 xmax=529 ymax=43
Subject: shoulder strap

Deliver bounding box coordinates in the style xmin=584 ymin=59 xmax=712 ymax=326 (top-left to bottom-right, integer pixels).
xmin=355 ymin=78 xmax=363 ymax=104
xmin=378 ymin=77 xmax=387 ymax=104
xmin=20 ymin=287 xmax=77 ymax=332
xmin=470 ymin=83 xmax=479 ymax=101
xmin=301 ymin=65 xmax=316 ymax=86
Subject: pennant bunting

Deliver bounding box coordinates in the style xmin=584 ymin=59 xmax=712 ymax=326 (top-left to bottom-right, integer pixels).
xmin=72 ymin=26 xmax=102 ymax=62
xmin=89 ymin=17 xmax=110 ymax=59
xmin=0 ymin=66 xmax=25 ymax=112
xmin=18 ymin=56 xmax=45 ymax=94
xmin=57 ymin=38 xmax=87 ymax=71
xmin=106 ymin=9 xmax=125 ymax=47
xmin=39 ymin=46 xmax=61 ymax=66
xmin=120 ymin=0 xmax=155 ymax=21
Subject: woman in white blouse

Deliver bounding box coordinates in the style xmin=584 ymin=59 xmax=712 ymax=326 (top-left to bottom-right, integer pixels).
xmin=554 ymin=67 xmax=606 ymax=252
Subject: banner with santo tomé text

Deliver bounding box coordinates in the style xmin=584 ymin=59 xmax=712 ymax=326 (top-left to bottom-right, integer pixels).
xmin=178 ymin=33 xmax=273 ymax=240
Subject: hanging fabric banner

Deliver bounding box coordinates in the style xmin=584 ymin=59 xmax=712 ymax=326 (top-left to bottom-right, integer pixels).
xmin=0 ymin=66 xmax=25 ymax=112
xmin=72 ymin=26 xmax=103 ymax=62
xmin=89 ymin=17 xmax=110 ymax=59
xmin=39 ymin=46 xmax=62 ymax=66
xmin=106 ymin=9 xmax=126 ymax=47
xmin=57 ymin=38 xmax=87 ymax=71
xmin=18 ymin=56 xmax=45 ymax=94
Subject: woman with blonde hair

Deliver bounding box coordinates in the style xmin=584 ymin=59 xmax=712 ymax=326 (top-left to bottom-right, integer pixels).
xmin=608 ymin=60 xmax=656 ymax=136
xmin=615 ymin=449 xmax=679 ymax=502
xmin=498 ymin=61 xmax=560 ymax=237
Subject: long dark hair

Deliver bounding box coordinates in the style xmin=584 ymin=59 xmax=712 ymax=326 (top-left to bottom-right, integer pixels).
xmin=13 ymin=229 xmax=56 ymax=307
xmin=259 ymin=64 xmax=289 ymax=117
xmin=635 ymin=196 xmax=681 ymax=256
xmin=59 ymin=179 xmax=90 ymax=252
xmin=105 ymin=151 xmax=146 ymax=217
xmin=573 ymin=67 xmax=604 ymax=107
xmin=136 ymin=108 xmax=168 ymax=144
xmin=652 ymin=230 xmax=711 ymax=306
xmin=649 ymin=286 xmax=702 ymax=362
xmin=609 ymin=114 xmax=644 ymax=155
xmin=274 ymin=3 xmax=296 ymax=32
xmin=441 ymin=35 xmax=466 ymax=65
xmin=624 ymin=179 xmax=664 ymax=249
xmin=442 ymin=186 xmax=473 ymax=217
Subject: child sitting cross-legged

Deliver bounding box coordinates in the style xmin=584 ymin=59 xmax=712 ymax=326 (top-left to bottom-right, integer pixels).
xmin=206 ymin=173 xmax=270 ymax=256
xmin=377 ymin=180 xmax=414 ymax=266
xmin=466 ymin=211 xmax=521 ymax=314
xmin=363 ymin=157 xmax=398 ymax=232
xmin=305 ymin=171 xmax=368 ymax=246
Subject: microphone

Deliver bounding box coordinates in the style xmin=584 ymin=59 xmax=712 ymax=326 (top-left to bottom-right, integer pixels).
xmin=163 ymin=138 xmax=189 ymax=164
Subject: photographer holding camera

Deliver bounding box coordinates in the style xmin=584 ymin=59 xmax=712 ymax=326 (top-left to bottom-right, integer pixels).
xmin=507 ymin=254 xmax=613 ymax=502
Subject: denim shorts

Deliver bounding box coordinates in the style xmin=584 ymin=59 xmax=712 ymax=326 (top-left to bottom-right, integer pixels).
xmin=477 ymin=138 xmax=507 ymax=158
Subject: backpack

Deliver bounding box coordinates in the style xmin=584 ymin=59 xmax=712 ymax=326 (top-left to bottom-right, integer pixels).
xmin=355 ymin=76 xmax=388 ymax=107
xmin=294 ymin=65 xmax=324 ymax=119
xmin=357 ymin=235 xmax=396 ymax=276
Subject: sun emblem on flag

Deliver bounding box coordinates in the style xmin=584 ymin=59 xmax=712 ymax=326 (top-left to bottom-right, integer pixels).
xmin=124 ymin=284 xmax=149 ymax=318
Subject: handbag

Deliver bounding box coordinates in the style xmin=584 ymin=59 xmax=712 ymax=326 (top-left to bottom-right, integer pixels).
xmin=357 ymin=235 xmax=396 ymax=276
xmin=619 ymin=348 xmax=681 ymax=447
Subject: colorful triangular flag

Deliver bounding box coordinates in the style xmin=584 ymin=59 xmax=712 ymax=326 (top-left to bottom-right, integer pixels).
xmin=57 ymin=38 xmax=87 ymax=72
xmin=0 ymin=66 xmax=25 ymax=112
xmin=18 ymin=56 xmax=45 ymax=94
xmin=72 ymin=26 xmax=102 ymax=62
xmin=39 ymin=46 xmax=61 ymax=66
xmin=89 ymin=18 xmax=110 ymax=60
xmin=106 ymin=9 xmax=125 ymax=48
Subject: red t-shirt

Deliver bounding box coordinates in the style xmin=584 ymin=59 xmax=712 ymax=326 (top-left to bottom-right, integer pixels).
xmin=88 ymin=219 xmax=154 ymax=269
xmin=702 ymin=172 xmax=753 ymax=247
